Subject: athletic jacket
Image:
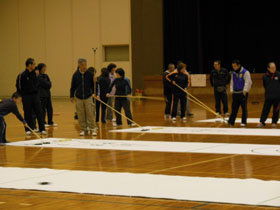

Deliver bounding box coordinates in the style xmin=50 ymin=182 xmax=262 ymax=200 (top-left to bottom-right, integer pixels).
xmin=230 ymin=67 xmax=252 ymax=93
xmin=166 ymin=70 xmax=189 ymax=95
xmin=17 ymin=69 xmax=39 ymax=95
xmin=97 ymin=76 xmax=111 ymax=98
xmin=108 ymin=78 xmax=131 ymax=96
xmin=263 ymin=71 xmax=280 ymax=100
xmin=70 ymin=69 xmax=94 ymax=100
xmin=163 ymin=70 xmax=173 ymax=95
xmin=210 ymin=68 xmax=230 ymax=87
xmin=38 ymin=73 xmax=52 ymax=98
xmin=0 ymin=99 xmax=25 ymax=123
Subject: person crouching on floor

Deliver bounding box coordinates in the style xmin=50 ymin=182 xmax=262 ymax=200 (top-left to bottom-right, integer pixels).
xmin=0 ymin=92 xmax=26 ymax=145
xmin=106 ymin=68 xmax=135 ymax=127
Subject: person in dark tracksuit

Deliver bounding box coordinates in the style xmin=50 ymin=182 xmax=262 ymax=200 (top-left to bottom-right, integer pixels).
xmin=163 ymin=63 xmax=175 ymax=119
xmin=210 ymin=60 xmax=231 ymax=117
xmin=37 ymin=63 xmax=56 ymax=127
xmin=16 ymin=71 xmax=37 ymax=131
xmin=166 ymin=63 xmax=189 ymax=121
xmin=257 ymin=62 xmax=280 ymax=128
xmin=228 ymin=60 xmax=252 ymax=127
xmin=0 ymin=93 xmax=26 ymax=144
xmin=106 ymin=68 xmax=134 ymax=127
xmin=19 ymin=58 xmax=46 ymax=135
xmin=96 ymin=68 xmax=110 ymax=123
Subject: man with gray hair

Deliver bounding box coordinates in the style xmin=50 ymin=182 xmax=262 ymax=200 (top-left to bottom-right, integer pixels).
xmin=70 ymin=58 xmax=97 ymax=136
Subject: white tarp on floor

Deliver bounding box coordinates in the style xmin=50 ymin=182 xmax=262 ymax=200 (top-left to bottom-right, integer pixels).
xmin=8 ymin=138 xmax=280 ymax=156
xmin=0 ymin=167 xmax=279 ymax=207
xmin=111 ymin=126 xmax=280 ymax=136
xmin=196 ymin=118 xmax=271 ymax=123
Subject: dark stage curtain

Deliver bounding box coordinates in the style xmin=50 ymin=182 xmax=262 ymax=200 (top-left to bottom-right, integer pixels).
xmin=163 ymin=0 xmax=280 ymax=74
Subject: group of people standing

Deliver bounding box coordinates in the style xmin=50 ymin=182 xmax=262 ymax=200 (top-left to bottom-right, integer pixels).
xmin=0 ymin=57 xmax=55 ymax=144
xmin=164 ymin=59 xmax=280 ymax=127
xmin=70 ymin=58 xmax=134 ymax=136
xmin=16 ymin=58 xmax=56 ymax=135
xmin=1 ymin=57 xmax=279 ymax=144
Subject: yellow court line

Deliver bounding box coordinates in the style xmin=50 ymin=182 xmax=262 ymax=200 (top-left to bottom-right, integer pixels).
xmin=148 ymin=154 xmax=240 ymax=174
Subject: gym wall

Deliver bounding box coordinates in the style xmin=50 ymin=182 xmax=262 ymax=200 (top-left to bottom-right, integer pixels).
xmin=0 ymin=0 xmax=131 ymax=96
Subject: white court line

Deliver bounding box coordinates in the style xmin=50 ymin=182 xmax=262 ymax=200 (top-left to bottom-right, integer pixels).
xmin=111 ymin=126 xmax=280 ymax=136
xmin=0 ymin=167 xmax=279 ymax=207
xmin=8 ymin=138 xmax=280 ymax=156
xmin=197 ymin=118 xmax=270 ymax=123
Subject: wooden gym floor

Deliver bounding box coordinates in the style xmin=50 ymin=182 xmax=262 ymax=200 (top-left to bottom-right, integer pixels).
xmin=0 ymin=96 xmax=280 ymax=210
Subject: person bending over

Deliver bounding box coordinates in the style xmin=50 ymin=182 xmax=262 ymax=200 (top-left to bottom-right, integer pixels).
xmin=0 ymin=93 xmax=26 ymax=144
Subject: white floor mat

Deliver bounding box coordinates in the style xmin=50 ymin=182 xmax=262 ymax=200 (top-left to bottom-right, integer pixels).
xmin=197 ymin=118 xmax=270 ymax=123
xmin=111 ymin=126 xmax=280 ymax=136
xmin=0 ymin=167 xmax=279 ymax=207
xmin=8 ymin=138 xmax=280 ymax=156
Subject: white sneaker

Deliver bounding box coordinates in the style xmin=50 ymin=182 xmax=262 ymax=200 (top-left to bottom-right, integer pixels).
xmin=130 ymin=123 xmax=136 ymax=127
xmin=112 ymin=118 xmax=116 ymax=122
xmin=80 ymin=131 xmax=86 ymax=136
xmin=225 ymin=113 xmax=230 ymax=117
xmin=46 ymin=123 xmax=58 ymax=127
xmin=172 ymin=117 xmax=176 ymax=121
xmin=113 ymin=123 xmax=122 ymax=128
xmin=240 ymin=123 xmax=246 ymax=127
xmin=91 ymin=131 xmax=97 ymax=136
xmin=41 ymin=130 xmax=47 ymax=135
xmin=182 ymin=117 xmax=187 ymax=121
xmin=26 ymin=131 xmax=31 ymax=135
xmin=34 ymin=128 xmax=40 ymax=133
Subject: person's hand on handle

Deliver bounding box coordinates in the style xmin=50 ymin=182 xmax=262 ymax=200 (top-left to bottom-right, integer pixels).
xmin=96 ymin=96 xmax=100 ymax=100
xmin=172 ymin=81 xmax=176 ymax=85
xmin=106 ymin=93 xmax=111 ymax=98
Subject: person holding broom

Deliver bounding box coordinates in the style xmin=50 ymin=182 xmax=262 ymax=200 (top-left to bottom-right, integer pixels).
xmin=0 ymin=92 xmax=27 ymax=145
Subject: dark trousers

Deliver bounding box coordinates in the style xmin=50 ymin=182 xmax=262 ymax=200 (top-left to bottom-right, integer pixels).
xmin=164 ymin=93 xmax=173 ymax=115
xmin=40 ymin=97 xmax=53 ymax=124
xmin=96 ymin=97 xmax=108 ymax=123
xmin=0 ymin=117 xmax=7 ymax=143
xmin=22 ymin=94 xmax=45 ymax=131
xmin=171 ymin=93 xmax=187 ymax=118
xmin=260 ymin=98 xmax=279 ymax=125
xmin=114 ymin=98 xmax=133 ymax=125
xmin=214 ymin=89 xmax=228 ymax=114
xmin=228 ymin=93 xmax=248 ymax=125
